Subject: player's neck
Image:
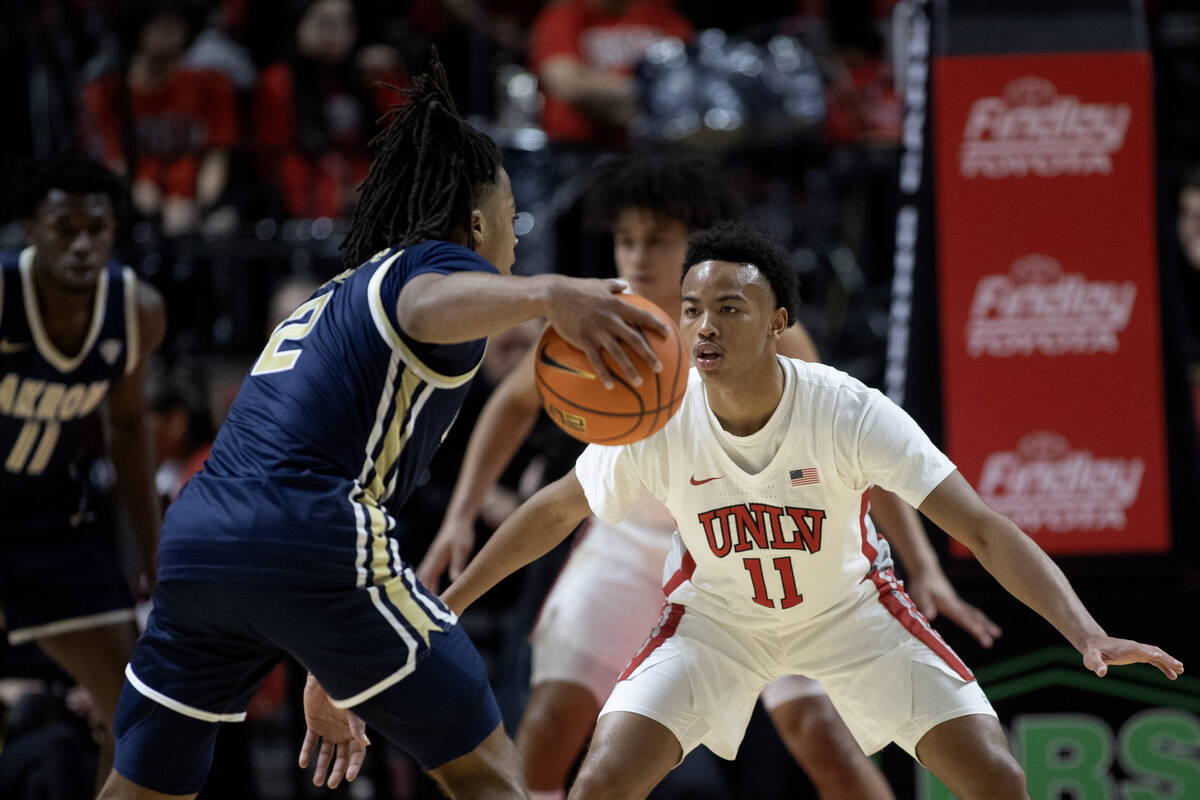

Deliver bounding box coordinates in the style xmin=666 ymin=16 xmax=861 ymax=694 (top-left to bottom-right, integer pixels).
xmin=705 ymin=356 xmax=784 ymax=437
xmin=31 ymin=267 xmax=96 ymax=353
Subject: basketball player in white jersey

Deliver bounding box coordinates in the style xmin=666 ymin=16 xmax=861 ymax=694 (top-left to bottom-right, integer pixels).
xmin=421 ymin=153 xmax=1000 ymax=800
xmin=442 ymin=221 xmax=1184 ymax=800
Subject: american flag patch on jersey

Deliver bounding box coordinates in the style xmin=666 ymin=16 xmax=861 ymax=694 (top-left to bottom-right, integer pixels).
xmin=789 ymin=467 xmax=819 ymax=486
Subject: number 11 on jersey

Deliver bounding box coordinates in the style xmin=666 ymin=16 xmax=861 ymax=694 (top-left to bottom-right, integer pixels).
xmin=744 ymin=556 xmax=804 ymax=609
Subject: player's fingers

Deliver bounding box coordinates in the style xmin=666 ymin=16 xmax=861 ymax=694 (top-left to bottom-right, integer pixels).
xmin=579 ymin=342 xmax=616 ymax=390
xmin=610 ymin=312 xmax=665 ymax=372
xmin=327 ymin=744 xmax=349 ymax=789
xmin=416 ymin=545 xmax=446 ymax=589
xmin=345 ymin=740 xmax=367 ymax=782
xmin=617 ymin=300 xmax=669 ymax=338
xmin=348 ymin=710 xmax=371 ymax=746
xmin=1120 ymin=644 xmax=1183 ymax=679
xmin=298 ymin=729 xmax=318 ymax=768
xmin=942 ymin=599 xmax=999 ymax=648
xmin=604 ymin=278 xmax=630 ymax=294
xmin=601 ymin=336 xmax=644 ymax=387
xmin=1082 ymin=649 xmax=1108 ymax=677
xmin=312 ymin=738 xmax=335 ymax=786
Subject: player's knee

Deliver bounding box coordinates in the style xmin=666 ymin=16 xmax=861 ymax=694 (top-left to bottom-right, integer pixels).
xmin=568 ymin=761 xmax=628 ymax=800
xmin=437 ymin=767 xmax=527 ymax=800
xmin=774 ymin=700 xmax=852 ymax=763
xmin=968 ymin=750 xmax=1027 ymax=800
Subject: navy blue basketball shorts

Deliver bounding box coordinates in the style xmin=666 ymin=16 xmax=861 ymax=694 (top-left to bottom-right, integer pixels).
xmin=113 ymin=575 xmax=502 ymax=795
xmin=0 ymin=528 xmax=135 ymax=645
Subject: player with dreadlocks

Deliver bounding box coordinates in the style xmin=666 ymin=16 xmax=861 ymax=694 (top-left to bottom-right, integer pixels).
xmin=99 ymin=55 xmax=666 ymax=800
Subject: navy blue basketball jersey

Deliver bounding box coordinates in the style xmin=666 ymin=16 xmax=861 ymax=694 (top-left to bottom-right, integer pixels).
xmin=158 ymin=240 xmax=498 ymax=587
xmin=0 ymin=247 xmax=140 ymax=537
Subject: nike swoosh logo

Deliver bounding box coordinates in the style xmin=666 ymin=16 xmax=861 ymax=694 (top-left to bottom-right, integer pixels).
xmin=0 ymin=340 xmax=30 ymax=354
xmin=538 ymin=345 xmax=596 ymax=380
xmin=690 ymin=475 xmax=722 ymax=486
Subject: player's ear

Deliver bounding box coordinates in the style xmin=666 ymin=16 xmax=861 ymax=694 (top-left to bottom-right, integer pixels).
xmin=469 ymin=208 xmax=485 ymax=250
xmin=768 ymin=307 xmax=788 ymax=339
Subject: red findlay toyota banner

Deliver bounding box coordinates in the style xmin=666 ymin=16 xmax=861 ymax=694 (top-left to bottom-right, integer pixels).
xmin=933 ymin=51 xmax=1170 ymax=555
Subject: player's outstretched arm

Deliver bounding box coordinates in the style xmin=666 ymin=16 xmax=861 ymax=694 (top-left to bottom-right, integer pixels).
xmin=869 ymin=486 xmax=1001 ymax=649
xmin=919 ymin=471 xmax=1184 ymax=679
xmin=442 ymin=469 xmax=592 ymax=615
xmin=106 ymin=281 xmax=167 ymax=590
xmin=418 ymin=345 xmax=543 ymax=589
xmin=396 ymin=272 xmax=666 ymax=388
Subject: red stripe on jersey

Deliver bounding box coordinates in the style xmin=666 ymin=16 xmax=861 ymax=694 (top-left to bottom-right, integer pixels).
xmin=618 ymin=602 xmax=685 ymax=681
xmin=870 ymin=567 xmax=974 ymax=681
xmin=856 ymin=490 xmax=973 ymax=681
xmin=857 ymin=490 xmax=878 ymax=564
xmin=662 ymin=550 xmax=696 ymax=596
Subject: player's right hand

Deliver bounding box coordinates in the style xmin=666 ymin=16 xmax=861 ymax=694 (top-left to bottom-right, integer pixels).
xmin=417 ymin=515 xmax=477 ymax=591
xmin=544 ymin=276 xmax=668 ymax=389
xmin=299 ymin=673 xmax=370 ymax=788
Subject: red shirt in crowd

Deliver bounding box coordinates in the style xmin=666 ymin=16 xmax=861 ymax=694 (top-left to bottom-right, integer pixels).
xmin=253 ymin=63 xmax=404 ymax=220
xmin=530 ymin=0 xmax=692 ymax=146
xmin=81 ymin=68 xmax=238 ymax=199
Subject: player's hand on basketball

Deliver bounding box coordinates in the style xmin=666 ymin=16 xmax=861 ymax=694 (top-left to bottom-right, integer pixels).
xmin=417 ymin=515 xmax=476 ymax=590
xmin=299 ymin=673 xmax=371 ymax=788
xmin=1079 ymin=636 xmax=1184 ymax=680
xmin=545 ymin=276 xmax=668 ymax=389
xmin=906 ymin=569 xmax=1002 ymax=649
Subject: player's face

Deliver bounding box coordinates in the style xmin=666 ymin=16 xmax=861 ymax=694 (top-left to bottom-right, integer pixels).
xmin=680 ymin=260 xmax=786 ymax=381
xmin=612 ymin=208 xmax=689 ymax=313
xmin=473 ymin=168 xmax=518 ymax=274
xmin=23 ymin=189 xmax=116 ymax=294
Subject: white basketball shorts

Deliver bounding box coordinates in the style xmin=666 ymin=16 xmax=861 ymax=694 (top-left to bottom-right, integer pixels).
xmin=601 ymin=571 xmax=995 ymax=761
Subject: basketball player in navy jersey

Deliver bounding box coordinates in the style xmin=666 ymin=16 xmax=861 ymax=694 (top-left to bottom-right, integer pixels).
xmin=99 ymin=56 xmax=667 ymax=799
xmin=1 ymin=156 xmax=166 ymax=787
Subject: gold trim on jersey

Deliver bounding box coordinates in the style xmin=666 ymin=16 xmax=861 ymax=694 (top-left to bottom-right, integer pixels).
xmin=123 ymin=267 xmax=139 ymax=376
xmin=348 ymin=347 xmax=445 ymax=649
xmin=19 ymin=247 xmax=108 ymax=374
xmin=367 ymin=250 xmax=483 ymax=389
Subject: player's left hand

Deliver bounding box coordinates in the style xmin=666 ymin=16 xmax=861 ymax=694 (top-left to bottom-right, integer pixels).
xmin=906 ymin=570 xmax=1002 ymax=649
xmin=299 ymin=673 xmax=371 ymax=788
xmin=1080 ymin=636 xmax=1184 ymax=680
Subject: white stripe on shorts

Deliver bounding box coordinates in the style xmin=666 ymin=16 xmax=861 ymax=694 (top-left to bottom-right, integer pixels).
xmin=124 ymin=664 xmax=247 ymax=723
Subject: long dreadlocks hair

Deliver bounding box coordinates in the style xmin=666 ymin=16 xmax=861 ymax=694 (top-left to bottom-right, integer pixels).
xmin=342 ymin=52 xmax=501 ymax=267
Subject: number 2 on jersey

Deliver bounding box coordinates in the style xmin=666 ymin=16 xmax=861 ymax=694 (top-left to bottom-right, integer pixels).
xmin=251 ymin=294 xmax=332 ymax=376
xmin=743 ymin=556 xmax=804 ymax=609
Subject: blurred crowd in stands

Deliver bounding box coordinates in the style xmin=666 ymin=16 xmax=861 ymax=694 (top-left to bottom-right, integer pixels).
xmin=2 ymin=0 xmax=1199 ymax=797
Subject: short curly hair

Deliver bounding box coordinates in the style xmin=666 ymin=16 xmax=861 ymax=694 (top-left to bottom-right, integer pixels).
xmin=581 ymin=149 xmax=747 ymax=233
xmin=683 ymin=221 xmax=799 ymax=324
xmin=12 ymin=154 xmax=126 ymax=220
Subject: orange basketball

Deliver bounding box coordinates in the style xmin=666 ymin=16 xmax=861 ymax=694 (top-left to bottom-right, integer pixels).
xmin=534 ymin=293 xmax=687 ymax=445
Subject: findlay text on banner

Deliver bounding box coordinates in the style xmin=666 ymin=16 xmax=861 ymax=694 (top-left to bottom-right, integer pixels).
xmin=933 ymin=50 xmax=1170 ymax=555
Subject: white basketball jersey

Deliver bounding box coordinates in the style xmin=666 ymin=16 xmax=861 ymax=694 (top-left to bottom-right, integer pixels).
xmin=575 ymin=356 xmax=955 ymax=630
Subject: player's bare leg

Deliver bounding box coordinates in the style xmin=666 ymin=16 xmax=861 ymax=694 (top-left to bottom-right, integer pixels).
xmin=97 ymin=770 xmax=197 ymax=799
xmin=428 ymin=722 xmax=528 ymax=799
xmin=568 ymin=711 xmax=682 ymax=800
xmin=767 ymin=694 xmax=895 ymax=800
xmin=915 ymin=714 xmax=1028 ymax=799
xmin=37 ymin=619 xmax=138 ymax=791
xmin=515 ymin=680 xmax=601 ymax=795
